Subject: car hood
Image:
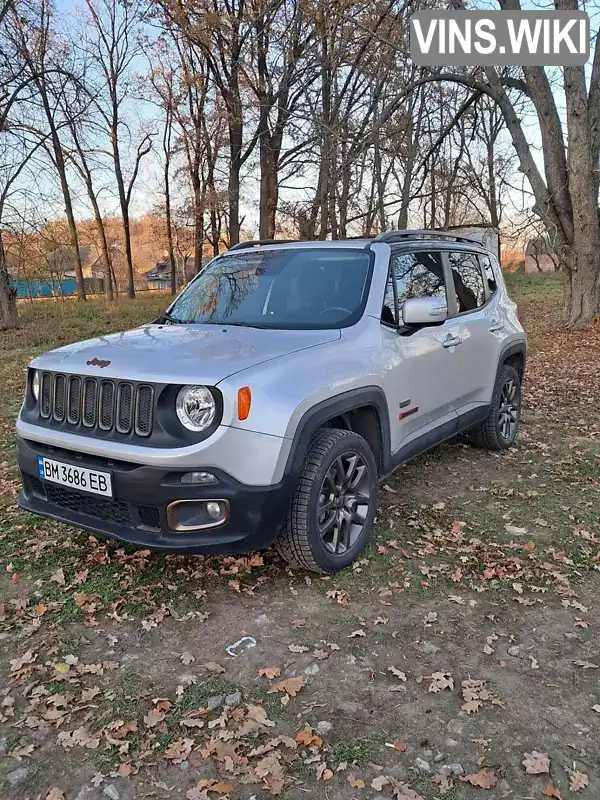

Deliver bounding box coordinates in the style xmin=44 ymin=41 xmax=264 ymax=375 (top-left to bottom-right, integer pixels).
xmin=30 ymin=324 xmax=341 ymax=385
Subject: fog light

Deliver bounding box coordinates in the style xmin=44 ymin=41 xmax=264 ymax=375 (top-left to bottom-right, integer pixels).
xmin=181 ymin=471 xmax=217 ymax=485
xmin=166 ymin=499 xmax=229 ymax=532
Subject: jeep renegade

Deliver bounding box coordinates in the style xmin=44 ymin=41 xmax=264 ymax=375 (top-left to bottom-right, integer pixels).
xmin=16 ymin=231 xmax=526 ymax=573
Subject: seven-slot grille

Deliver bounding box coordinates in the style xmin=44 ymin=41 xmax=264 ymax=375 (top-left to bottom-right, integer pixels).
xmin=39 ymin=372 xmax=154 ymax=437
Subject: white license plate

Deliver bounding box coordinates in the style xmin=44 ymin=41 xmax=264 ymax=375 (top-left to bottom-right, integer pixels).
xmin=37 ymin=456 xmax=112 ymax=497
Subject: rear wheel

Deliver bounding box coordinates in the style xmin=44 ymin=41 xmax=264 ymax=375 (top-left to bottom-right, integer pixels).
xmin=468 ymin=364 xmax=521 ymax=450
xmin=275 ymin=428 xmax=378 ymax=573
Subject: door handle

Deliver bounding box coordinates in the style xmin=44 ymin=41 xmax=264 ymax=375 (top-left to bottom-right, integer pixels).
xmin=442 ymin=335 xmax=462 ymax=348
xmin=489 ymin=318 xmax=504 ymax=332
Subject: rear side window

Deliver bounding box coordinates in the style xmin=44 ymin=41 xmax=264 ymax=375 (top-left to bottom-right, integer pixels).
xmin=382 ymin=251 xmax=446 ymax=325
xmin=480 ymin=254 xmax=498 ymax=294
xmin=448 ymin=251 xmax=486 ymax=313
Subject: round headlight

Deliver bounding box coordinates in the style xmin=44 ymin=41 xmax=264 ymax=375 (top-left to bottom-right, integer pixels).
xmin=176 ymin=385 xmax=216 ymax=432
xmin=32 ymin=370 xmax=40 ymax=402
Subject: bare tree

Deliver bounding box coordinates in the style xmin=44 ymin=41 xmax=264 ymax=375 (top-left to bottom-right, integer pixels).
xmin=82 ymin=0 xmax=152 ymax=299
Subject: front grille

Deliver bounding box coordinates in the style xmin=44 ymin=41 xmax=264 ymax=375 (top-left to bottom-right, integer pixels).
xmin=30 ymin=477 xmax=132 ymax=526
xmin=38 ymin=373 xmax=154 ymax=438
xmin=28 ymin=476 xmax=161 ymax=532
xmin=138 ymin=505 xmax=160 ymax=530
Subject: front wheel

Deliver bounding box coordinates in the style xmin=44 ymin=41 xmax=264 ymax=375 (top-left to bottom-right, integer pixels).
xmin=468 ymin=363 xmax=522 ymax=450
xmin=275 ymin=428 xmax=378 ymax=573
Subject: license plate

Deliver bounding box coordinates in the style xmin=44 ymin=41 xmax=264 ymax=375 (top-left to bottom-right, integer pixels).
xmin=37 ymin=456 xmax=112 ymax=497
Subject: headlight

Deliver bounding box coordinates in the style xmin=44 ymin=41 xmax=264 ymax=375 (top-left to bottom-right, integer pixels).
xmin=32 ymin=370 xmax=40 ymax=402
xmin=176 ymin=385 xmax=216 ymax=432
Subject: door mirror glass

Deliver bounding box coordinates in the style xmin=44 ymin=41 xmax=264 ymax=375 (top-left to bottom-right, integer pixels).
xmin=402 ymin=296 xmax=448 ymax=326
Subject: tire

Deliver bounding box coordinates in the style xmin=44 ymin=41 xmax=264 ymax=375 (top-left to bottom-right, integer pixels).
xmin=275 ymin=428 xmax=378 ymax=573
xmin=468 ymin=363 xmax=522 ymax=450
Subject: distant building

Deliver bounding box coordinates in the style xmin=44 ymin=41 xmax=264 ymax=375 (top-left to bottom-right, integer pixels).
xmin=525 ymin=238 xmax=557 ymax=273
xmin=146 ymin=257 xmax=212 ymax=290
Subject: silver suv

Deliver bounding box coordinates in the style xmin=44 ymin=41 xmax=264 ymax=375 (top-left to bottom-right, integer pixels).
xmin=16 ymin=231 xmax=526 ymax=573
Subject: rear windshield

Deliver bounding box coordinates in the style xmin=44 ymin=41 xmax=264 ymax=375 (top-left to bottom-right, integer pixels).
xmin=165 ymin=248 xmax=374 ymax=330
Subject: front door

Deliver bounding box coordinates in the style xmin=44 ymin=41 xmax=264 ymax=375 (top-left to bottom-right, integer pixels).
xmin=380 ymin=248 xmax=464 ymax=454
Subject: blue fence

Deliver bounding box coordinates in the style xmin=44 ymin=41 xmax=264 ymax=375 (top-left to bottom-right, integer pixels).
xmin=14 ymin=278 xmax=105 ymax=298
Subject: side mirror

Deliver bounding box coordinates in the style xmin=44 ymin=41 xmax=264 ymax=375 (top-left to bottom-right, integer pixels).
xmin=402 ymin=297 xmax=448 ymax=326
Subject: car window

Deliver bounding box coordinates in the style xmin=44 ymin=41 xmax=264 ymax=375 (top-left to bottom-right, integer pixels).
xmin=480 ymin=254 xmax=498 ymax=294
xmin=167 ymin=248 xmax=373 ymax=330
xmin=382 ymin=251 xmax=446 ymax=325
xmin=448 ymin=251 xmax=486 ymax=313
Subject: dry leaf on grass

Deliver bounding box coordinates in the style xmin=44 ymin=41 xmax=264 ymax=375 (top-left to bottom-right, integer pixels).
xmin=460 ymin=769 xmax=499 ymax=788
xmin=348 ymin=629 xmax=366 ymax=637
xmin=46 ymin=790 xmax=66 ymax=800
xmin=164 ymin=737 xmax=194 ymax=762
xmin=295 ymin=728 xmax=323 ymax=748
xmin=288 ymin=644 xmax=309 ymax=653
xmin=347 ymin=775 xmax=365 ymax=788
xmin=574 ymin=660 xmax=598 ymax=669
xmin=426 ymin=671 xmax=454 ymax=693
xmin=258 ymin=666 xmax=281 ymax=679
xmin=388 ymin=666 xmax=407 ymax=681
xmin=268 ymin=676 xmax=304 ymax=696
xmin=143 ymin=709 xmax=165 ymax=727
xmin=543 ymin=785 xmax=562 ymax=798
xmin=186 ymin=779 xmax=232 ymax=799
xmin=201 ymin=661 xmax=225 ymax=674
xmin=592 ymin=704 xmax=600 ymax=713
xmin=522 ymin=751 xmax=550 ymax=774
xmin=570 ymin=772 xmax=589 ymax=792
xmin=371 ymin=776 xmax=391 ymax=791
xmin=180 ymin=651 xmax=195 ymax=665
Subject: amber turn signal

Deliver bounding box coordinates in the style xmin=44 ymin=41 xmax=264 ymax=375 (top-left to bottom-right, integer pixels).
xmin=237 ymin=386 xmax=251 ymax=420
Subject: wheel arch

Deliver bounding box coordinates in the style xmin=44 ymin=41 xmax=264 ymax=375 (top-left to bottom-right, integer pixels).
xmin=499 ymin=341 xmax=526 ymax=380
xmin=283 ymin=387 xmax=391 ymax=479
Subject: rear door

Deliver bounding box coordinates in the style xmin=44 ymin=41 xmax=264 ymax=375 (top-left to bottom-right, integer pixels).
xmin=445 ymin=249 xmax=504 ymax=415
xmin=380 ymin=247 xmax=464 ymax=454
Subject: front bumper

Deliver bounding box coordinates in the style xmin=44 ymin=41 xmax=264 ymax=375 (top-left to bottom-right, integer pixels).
xmin=16 ymin=436 xmax=293 ymax=554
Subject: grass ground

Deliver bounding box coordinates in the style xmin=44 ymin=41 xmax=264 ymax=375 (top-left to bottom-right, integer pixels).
xmin=1 ymin=274 xmax=599 ymax=800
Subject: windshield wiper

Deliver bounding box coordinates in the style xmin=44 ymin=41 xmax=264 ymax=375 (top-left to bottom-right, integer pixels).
xmin=221 ymin=321 xmax=272 ymax=329
xmin=160 ymin=310 xmax=194 ymax=324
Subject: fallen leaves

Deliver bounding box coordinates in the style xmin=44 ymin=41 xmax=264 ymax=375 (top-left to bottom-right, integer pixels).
xmin=348 ymin=629 xmax=366 ymax=638
xmin=543 ymin=785 xmax=562 ymax=798
xmin=370 ymin=776 xmax=424 ymax=799
xmin=522 ymin=750 xmax=550 ymax=774
xmin=164 ymin=737 xmax=194 ymax=762
xmin=423 ymin=671 xmax=454 ymax=693
xmin=460 ymin=679 xmax=503 ymax=713
xmin=268 ymin=676 xmax=304 ymax=697
xmin=258 ymin=666 xmax=281 ymax=679
xmin=347 ymin=774 xmax=365 ymax=789
xmin=388 ymin=666 xmax=407 ymax=681
xmin=569 ymin=772 xmax=589 ymax=792
xmin=201 ymin=661 xmax=225 ymax=674
xmin=288 ymin=644 xmax=309 ymax=653
xmin=187 ymin=779 xmax=233 ymax=799
xmin=460 ymin=769 xmax=499 ymax=789
xmin=180 ymin=651 xmax=195 ymax=665
xmin=574 ymin=660 xmax=598 ymax=669
xmin=57 ymin=726 xmax=100 ymax=750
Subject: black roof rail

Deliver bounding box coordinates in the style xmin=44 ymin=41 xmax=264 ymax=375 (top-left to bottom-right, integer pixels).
xmin=373 ymin=229 xmax=484 ymax=246
xmin=228 ymin=238 xmax=298 ymax=251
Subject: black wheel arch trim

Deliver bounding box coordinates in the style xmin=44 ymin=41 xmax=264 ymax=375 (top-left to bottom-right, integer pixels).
xmin=499 ymin=340 xmax=527 ymax=374
xmin=283 ymin=387 xmax=391 ymax=481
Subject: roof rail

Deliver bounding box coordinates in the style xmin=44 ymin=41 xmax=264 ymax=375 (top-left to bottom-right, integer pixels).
xmin=228 ymin=238 xmax=298 ymax=251
xmin=373 ymin=229 xmax=484 ymax=246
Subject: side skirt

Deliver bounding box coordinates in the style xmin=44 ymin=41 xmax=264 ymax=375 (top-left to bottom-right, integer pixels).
xmin=384 ymin=404 xmax=490 ymax=475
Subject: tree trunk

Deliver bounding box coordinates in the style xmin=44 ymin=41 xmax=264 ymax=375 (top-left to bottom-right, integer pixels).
xmin=562 ymin=62 xmax=600 ymax=327
xmin=89 ymin=196 xmax=113 ymax=301
xmin=112 ymin=134 xmax=135 ymax=299
xmin=0 ymin=234 xmax=19 ymax=330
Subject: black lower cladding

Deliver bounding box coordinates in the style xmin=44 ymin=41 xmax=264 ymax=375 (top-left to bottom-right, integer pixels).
xmin=16 ymin=436 xmax=293 ymax=554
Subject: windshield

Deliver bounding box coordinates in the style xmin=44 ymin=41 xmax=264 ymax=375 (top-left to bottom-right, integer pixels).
xmin=163 ymin=248 xmax=373 ymax=330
